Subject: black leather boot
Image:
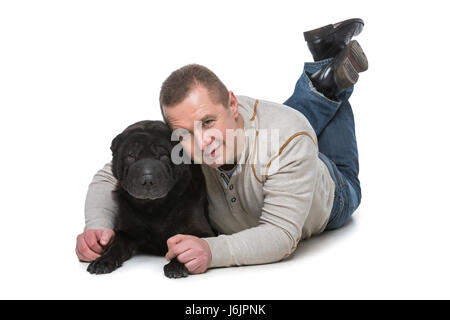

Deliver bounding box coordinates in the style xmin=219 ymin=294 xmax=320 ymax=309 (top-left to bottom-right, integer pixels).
xmin=304 ymin=18 xmax=364 ymax=62
xmin=308 ymin=40 xmax=368 ymax=100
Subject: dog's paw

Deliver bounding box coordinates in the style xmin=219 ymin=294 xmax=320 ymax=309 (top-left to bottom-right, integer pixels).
xmin=87 ymin=256 xmax=122 ymax=275
xmin=164 ymin=259 xmax=189 ymax=279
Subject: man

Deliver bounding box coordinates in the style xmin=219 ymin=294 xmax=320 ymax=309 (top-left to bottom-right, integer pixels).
xmin=76 ymin=18 xmax=367 ymax=275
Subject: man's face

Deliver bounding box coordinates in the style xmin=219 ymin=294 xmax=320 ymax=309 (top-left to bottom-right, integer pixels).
xmin=163 ymin=85 xmax=244 ymax=168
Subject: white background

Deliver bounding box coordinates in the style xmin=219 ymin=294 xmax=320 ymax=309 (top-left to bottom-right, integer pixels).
xmin=1 ymin=0 xmax=449 ymax=299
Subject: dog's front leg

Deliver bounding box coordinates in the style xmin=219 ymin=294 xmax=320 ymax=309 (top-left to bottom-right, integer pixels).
xmin=87 ymin=231 xmax=136 ymax=275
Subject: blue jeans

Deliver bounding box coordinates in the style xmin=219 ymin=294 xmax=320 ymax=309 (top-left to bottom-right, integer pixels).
xmin=283 ymin=58 xmax=361 ymax=230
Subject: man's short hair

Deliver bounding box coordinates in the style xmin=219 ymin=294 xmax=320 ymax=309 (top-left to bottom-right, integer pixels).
xmin=159 ymin=64 xmax=229 ymax=118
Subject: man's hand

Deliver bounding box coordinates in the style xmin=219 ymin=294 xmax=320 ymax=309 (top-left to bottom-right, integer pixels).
xmin=165 ymin=234 xmax=211 ymax=275
xmin=75 ymin=229 xmax=115 ymax=262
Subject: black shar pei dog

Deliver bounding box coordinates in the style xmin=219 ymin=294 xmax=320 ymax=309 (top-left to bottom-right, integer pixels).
xmin=87 ymin=120 xmax=215 ymax=278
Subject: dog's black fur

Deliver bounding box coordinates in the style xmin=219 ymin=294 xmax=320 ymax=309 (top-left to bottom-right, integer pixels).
xmin=87 ymin=120 xmax=215 ymax=278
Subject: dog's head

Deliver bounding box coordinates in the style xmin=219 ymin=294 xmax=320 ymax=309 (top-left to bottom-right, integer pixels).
xmin=110 ymin=120 xmax=185 ymax=200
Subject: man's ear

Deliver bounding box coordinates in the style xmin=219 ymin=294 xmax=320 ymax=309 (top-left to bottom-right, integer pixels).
xmin=228 ymin=90 xmax=239 ymax=118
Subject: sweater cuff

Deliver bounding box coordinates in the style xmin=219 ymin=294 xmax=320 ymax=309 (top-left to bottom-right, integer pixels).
xmin=203 ymin=235 xmax=234 ymax=268
xmin=84 ymin=210 xmax=116 ymax=231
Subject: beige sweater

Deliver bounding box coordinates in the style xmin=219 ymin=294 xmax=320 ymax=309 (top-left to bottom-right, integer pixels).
xmin=84 ymin=95 xmax=335 ymax=268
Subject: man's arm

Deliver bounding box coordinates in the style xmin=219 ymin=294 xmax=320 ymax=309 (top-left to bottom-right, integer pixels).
xmin=203 ymin=135 xmax=319 ymax=268
xmin=76 ymin=162 xmax=119 ymax=262
xmin=84 ymin=161 xmax=119 ymax=230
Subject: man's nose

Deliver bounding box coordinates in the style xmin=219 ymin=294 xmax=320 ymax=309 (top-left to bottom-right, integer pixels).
xmin=195 ymin=131 xmax=214 ymax=151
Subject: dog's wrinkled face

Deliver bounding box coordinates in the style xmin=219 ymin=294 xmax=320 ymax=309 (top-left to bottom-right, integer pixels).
xmin=110 ymin=120 xmax=182 ymax=200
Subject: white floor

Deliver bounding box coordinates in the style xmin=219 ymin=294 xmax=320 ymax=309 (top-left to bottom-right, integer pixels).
xmin=1 ymin=1 xmax=449 ymax=300
xmin=2 ymin=185 xmax=448 ymax=299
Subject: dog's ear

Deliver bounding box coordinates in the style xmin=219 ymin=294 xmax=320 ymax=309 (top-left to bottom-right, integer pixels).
xmin=110 ymin=132 xmax=124 ymax=156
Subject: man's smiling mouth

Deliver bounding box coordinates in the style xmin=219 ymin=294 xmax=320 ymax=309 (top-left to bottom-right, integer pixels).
xmin=205 ymin=144 xmax=220 ymax=159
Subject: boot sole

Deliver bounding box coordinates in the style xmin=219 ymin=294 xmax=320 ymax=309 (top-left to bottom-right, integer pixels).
xmin=336 ymin=40 xmax=368 ymax=87
xmin=303 ymin=18 xmax=364 ymax=42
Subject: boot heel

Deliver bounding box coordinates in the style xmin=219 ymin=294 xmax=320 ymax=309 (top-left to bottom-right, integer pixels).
xmin=339 ymin=58 xmax=359 ymax=87
xmin=349 ymin=40 xmax=368 ymax=72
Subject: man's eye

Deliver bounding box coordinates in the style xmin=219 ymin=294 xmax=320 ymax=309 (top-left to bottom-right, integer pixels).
xmin=203 ymin=120 xmax=213 ymax=127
